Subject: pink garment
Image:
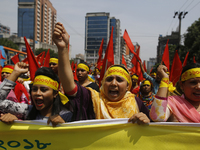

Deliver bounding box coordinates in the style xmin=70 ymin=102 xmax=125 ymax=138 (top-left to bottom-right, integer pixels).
xmin=168 ymin=95 xmax=200 ymax=123
xmin=0 ymin=81 xmax=18 ymax=102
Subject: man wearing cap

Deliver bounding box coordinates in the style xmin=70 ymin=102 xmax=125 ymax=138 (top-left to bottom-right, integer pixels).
xmin=49 ymin=58 xmax=58 ymax=75
xmin=76 ymin=62 xmax=99 ymax=92
xmin=137 ymin=80 xmax=155 ymax=110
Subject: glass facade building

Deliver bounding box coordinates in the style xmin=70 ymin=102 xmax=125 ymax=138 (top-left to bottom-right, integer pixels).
xmin=85 ymin=12 xmax=121 ymax=64
xmin=18 ymin=7 xmax=35 ymax=39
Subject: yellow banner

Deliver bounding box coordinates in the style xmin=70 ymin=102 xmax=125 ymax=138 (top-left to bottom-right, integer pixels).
xmin=0 ymin=119 xmax=200 ymax=150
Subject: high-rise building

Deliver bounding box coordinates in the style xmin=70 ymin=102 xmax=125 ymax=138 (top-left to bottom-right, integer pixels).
xmin=18 ymin=0 xmax=57 ymax=45
xmin=85 ymin=12 xmax=121 ymax=64
xmin=0 ymin=23 xmax=10 ymax=38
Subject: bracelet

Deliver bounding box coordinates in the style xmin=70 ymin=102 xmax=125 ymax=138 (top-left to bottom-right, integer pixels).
xmin=65 ymin=83 xmax=78 ymax=95
xmin=159 ymin=78 xmax=169 ymax=88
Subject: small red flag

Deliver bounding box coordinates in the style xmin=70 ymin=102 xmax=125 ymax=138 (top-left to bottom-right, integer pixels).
xmin=182 ymin=52 xmax=189 ymax=67
xmin=43 ymin=49 xmax=50 ymax=67
xmin=99 ymin=26 xmax=114 ymax=86
xmin=143 ymin=60 xmax=147 ymax=72
xmin=170 ymin=50 xmax=182 ymax=86
xmin=11 ymin=53 xmax=20 ymax=64
xmin=0 ymin=50 xmax=5 ymax=60
xmin=193 ymin=56 xmax=196 ymax=63
xmin=36 ymin=51 xmax=45 ymax=66
xmin=97 ymin=39 xmax=104 ymax=69
xmin=161 ymin=40 xmax=170 ymax=71
xmin=123 ymin=30 xmax=141 ymax=61
xmin=122 ymin=55 xmax=127 ymax=68
xmin=24 ymin=37 xmax=40 ymax=81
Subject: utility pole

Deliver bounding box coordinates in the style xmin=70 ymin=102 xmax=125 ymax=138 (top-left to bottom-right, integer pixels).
xmin=173 ymin=11 xmax=188 ymax=48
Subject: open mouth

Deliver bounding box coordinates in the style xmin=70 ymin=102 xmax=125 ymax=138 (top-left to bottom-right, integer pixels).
xmin=193 ymin=93 xmax=200 ymax=97
xmin=109 ymin=90 xmax=119 ymax=96
xmin=35 ymin=99 xmax=44 ymax=107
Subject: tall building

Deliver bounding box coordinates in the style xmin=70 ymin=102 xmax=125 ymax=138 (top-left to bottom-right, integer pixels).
xmin=85 ymin=12 xmax=121 ymax=64
xmin=18 ymin=0 xmax=57 ymax=45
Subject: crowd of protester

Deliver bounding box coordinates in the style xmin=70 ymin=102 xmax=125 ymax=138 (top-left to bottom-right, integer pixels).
xmin=0 ymin=22 xmax=199 ymax=127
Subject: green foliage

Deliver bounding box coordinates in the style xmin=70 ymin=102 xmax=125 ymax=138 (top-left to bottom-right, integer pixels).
xmin=35 ymin=48 xmax=58 ymax=58
xmin=183 ymin=18 xmax=200 ymax=63
xmin=0 ymin=38 xmax=19 ymax=50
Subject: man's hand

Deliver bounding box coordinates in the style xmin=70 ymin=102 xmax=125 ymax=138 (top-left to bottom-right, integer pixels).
xmin=157 ymin=65 xmax=169 ymax=79
xmin=52 ymin=22 xmax=69 ymax=50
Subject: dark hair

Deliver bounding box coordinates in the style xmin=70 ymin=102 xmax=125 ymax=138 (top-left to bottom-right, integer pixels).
xmin=181 ymin=62 xmax=200 ymax=75
xmin=27 ymin=67 xmax=63 ymax=120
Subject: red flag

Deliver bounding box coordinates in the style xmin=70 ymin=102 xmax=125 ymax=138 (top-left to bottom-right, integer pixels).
xmin=143 ymin=60 xmax=147 ymax=72
xmin=123 ymin=30 xmax=141 ymax=61
xmin=36 ymin=51 xmax=45 ymax=66
xmin=182 ymin=52 xmax=189 ymax=67
xmin=43 ymin=49 xmax=50 ymax=67
xmin=99 ymin=26 xmax=114 ymax=86
xmin=24 ymin=36 xmax=40 ymax=80
xmin=0 ymin=50 xmax=5 ymax=59
xmin=39 ymin=51 xmax=45 ymax=66
xmin=11 ymin=53 xmax=20 ymax=64
xmin=71 ymin=61 xmax=74 ymax=71
xmin=161 ymin=40 xmax=170 ymax=71
xmin=22 ymin=57 xmax=28 ymax=64
xmin=122 ymin=55 xmax=127 ymax=68
xmin=74 ymin=62 xmax=78 ymax=81
xmin=193 ymin=56 xmax=196 ymax=63
xmin=131 ymin=45 xmax=140 ymax=74
xmin=97 ymin=39 xmax=104 ymax=69
xmin=170 ymin=50 xmax=182 ymax=86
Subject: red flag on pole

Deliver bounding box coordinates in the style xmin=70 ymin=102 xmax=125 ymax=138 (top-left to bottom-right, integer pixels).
xmin=36 ymin=51 xmax=45 ymax=66
xmin=24 ymin=36 xmax=40 ymax=81
xmin=122 ymin=55 xmax=127 ymax=68
xmin=182 ymin=52 xmax=189 ymax=67
xmin=123 ymin=30 xmax=141 ymax=61
xmin=97 ymin=39 xmax=104 ymax=69
xmin=99 ymin=26 xmax=114 ymax=86
xmin=0 ymin=50 xmax=5 ymax=60
xmin=11 ymin=53 xmax=20 ymax=64
xmin=43 ymin=49 xmax=50 ymax=67
xmin=193 ymin=56 xmax=196 ymax=63
xmin=170 ymin=50 xmax=182 ymax=86
xmin=161 ymin=39 xmax=170 ymax=71
xmin=131 ymin=45 xmax=140 ymax=74
xmin=143 ymin=60 xmax=147 ymax=72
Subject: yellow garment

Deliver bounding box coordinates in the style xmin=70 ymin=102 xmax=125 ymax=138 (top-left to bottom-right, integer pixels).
xmin=88 ymin=87 xmax=139 ymax=119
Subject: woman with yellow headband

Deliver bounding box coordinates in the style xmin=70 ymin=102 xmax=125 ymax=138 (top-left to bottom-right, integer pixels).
xmin=150 ymin=63 xmax=200 ymax=122
xmin=130 ymin=74 xmax=140 ymax=94
xmin=0 ymin=62 xmax=72 ymax=126
xmin=52 ymin=22 xmax=150 ymax=124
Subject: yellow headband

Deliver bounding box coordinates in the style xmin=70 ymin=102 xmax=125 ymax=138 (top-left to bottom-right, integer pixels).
xmin=2 ymin=68 xmax=13 ymax=74
xmin=106 ymin=66 xmax=130 ymax=83
xmin=33 ymin=75 xmax=69 ymax=105
xmin=181 ymin=68 xmax=200 ymax=81
xmin=49 ymin=58 xmax=58 ymax=64
xmin=77 ymin=63 xmax=89 ymax=72
xmin=142 ymin=80 xmax=151 ymax=86
xmin=132 ymin=75 xmax=138 ymax=80
xmin=150 ymin=72 xmax=156 ymax=76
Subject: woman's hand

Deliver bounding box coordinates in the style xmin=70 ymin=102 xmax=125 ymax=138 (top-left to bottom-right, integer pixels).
xmin=47 ymin=114 xmax=65 ymax=127
xmin=157 ymin=65 xmax=169 ymax=79
xmin=52 ymin=22 xmax=69 ymax=50
xmin=128 ymin=112 xmax=150 ymax=125
xmin=0 ymin=113 xmax=18 ymax=124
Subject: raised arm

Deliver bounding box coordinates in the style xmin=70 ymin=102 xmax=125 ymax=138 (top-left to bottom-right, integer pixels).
xmin=150 ymin=65 xmax=171 ymax=121
xmin=52 ymin=22 xmax=76 ymax=94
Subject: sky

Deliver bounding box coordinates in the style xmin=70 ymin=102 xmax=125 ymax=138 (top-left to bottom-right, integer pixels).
xmin=0 ymin=0 xmax=200 ymax=62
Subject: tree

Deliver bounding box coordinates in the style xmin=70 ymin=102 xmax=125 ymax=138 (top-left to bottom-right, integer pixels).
xmin=35 ymin=48 xmax=58 ymax=58
xmin=0 ymin=38 xmax=19 ymax=50
xmin=183 ymin=18 xmax=200 ymax=63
